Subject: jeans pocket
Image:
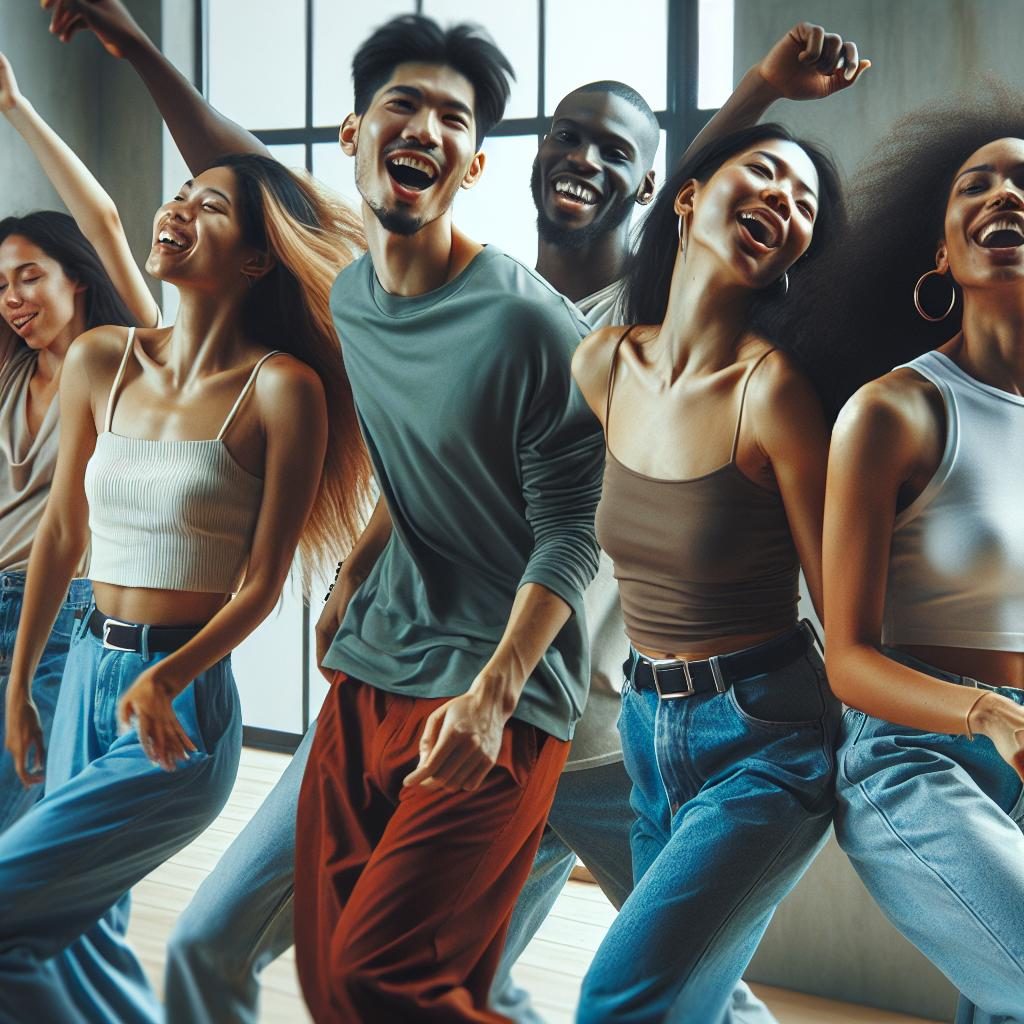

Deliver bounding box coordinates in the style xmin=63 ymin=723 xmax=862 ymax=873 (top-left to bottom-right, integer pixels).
xmin=728 ymin=654 xmax=827 ymax=732
xmin=504 ymin=720 xmax=540 ymax=789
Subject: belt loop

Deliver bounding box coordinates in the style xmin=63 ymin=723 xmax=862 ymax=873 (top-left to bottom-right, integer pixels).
xmin=801 ymin=617 xmax=824 ymax=653
xmin=708 ymin=655 xmax=727 ymax=693
xmin=139 ymin=623 xmax=151 ymax=661
xmin=626 ymin=648 xmax=639 ymax=687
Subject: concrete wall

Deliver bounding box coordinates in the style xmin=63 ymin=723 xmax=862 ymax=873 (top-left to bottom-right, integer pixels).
xmin=734 ymin=0 xmax=1024 ymax=177
xmin=0 ymin=0 xmax=162 ymax=303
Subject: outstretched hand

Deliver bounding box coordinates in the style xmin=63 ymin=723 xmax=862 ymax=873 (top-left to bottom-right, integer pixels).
xmin=0 ymin=52 xmax=24 ymax=114
xmin=42 ymin=0 xmax=143 ymax=58
xmin=759 ymin=22 xmax=870 ymax=101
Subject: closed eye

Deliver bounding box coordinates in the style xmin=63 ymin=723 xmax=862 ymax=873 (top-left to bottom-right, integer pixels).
xmin=797 ymin=201 xmax=815 ymax=219
xmin=748 ymin=162 xmax=772 ymax=178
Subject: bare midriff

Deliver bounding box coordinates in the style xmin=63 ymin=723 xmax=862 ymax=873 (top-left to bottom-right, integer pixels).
xmin=92 ymin=581 xmax=230 ymax=628
xmin=634 ymin=622 xmax=799 ymax=663
xmin=897 ymin=644 xmax=1024 ymax=689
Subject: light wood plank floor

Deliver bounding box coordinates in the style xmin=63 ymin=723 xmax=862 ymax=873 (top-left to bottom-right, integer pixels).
xmin=127 ymin=748 xmax=941 ymax=1024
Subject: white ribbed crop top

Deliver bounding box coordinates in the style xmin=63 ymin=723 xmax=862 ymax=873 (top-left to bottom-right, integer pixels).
xmin=84 ymin=328 xmax=279 ymax=593
xmin=882 ymin=350 xmax=1024 ymax=652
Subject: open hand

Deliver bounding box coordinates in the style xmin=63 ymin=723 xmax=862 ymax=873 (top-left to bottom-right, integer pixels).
xmin=759 ymin=22 xmax=870 ymax=101
xmin=0 ymin=53 xmax=25 ymax=114
xmin=118 ymin=669 xmax=197 ymax=772
xmin=4 ymin=693 xmax=46 ymax=787
xmin=42 ymin=0 xmax=143 ymax=58
xmin=403 ymin=688 xmax=510 ymax=792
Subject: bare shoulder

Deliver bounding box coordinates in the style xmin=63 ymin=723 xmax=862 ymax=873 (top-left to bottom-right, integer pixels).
xmin=744 ymin=345 xmax=822 ymax=427
xmin=571 ymin=322 xmax=639 ymax=411
xmin=63 ymin=324 xmax=136 ymax=381
xmin=838 ymin=369 xmax=934 ymax=440
xmin=253 ymin=352 xmax=326 ymax=417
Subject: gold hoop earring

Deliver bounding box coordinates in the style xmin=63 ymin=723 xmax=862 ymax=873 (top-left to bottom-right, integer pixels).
xmin=913 ymin=269 xmax=956 ymax=321
xmin=677 ymin=214 xmax=687 ymax=257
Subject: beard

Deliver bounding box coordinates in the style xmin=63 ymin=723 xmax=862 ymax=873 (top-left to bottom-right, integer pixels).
xmin=530 ymin=158 xmax=636 ymax=251
xmin=366 ymin=198 xmax=422 ymax=237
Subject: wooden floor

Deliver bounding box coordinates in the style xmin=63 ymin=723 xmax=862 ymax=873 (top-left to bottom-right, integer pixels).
xmin=127 ymin=748 xmax=940 ymax=1024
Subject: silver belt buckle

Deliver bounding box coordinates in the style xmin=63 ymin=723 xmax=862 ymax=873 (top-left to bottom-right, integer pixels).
xmin=650 ymin=657 xmax=694 ymax=699
xmin=102 ymin=617 xmax=137 ymax=652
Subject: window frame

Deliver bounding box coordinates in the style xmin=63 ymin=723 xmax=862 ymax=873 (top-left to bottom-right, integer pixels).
xmin=194 ymin=0 xmax=715 ymax=752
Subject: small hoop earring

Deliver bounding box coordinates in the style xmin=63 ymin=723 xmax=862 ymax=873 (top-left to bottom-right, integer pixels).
xmin=913 ymin=268 xmax=956 ymax=321
xmin=778 ymin=271 xmax=789 ymax=297
xmin=677 ymin=214 xmax=687 ymax=257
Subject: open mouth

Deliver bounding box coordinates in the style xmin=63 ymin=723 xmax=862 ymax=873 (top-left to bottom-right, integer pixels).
xmin=156 ymin=227 xmax=191 ymax=252
xmin=386 ymin=154 xmax=439 ymax=193
xmin=11 ymin=312 xmax=37 ymax=332
xmin=976 ymin=216 xmax=1024 ymax=250
xmin=552 ymin=177 xmax=600 ymax=208
xmin=737 ymin=210 xmax=782 ymax=250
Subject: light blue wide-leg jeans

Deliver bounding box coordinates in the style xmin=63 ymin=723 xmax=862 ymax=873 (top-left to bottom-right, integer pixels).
xmin=578 ymin=634 xmax=839 ymax=1024
xmin=0 ymin=614 xmax=242 ymax=1024
xmin=836 ymin=651 xmax=1024 ymax=1024
xmin=0 ymin=572 xmax=92 ymax=831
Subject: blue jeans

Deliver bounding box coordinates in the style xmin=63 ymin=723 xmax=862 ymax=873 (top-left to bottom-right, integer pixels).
xmin=0 ymin=609 xmax=242 ymax=1024
xmin=578 ymin=628 xmax=839 ymax=1024
xmin=836 ymin=650 xmax=1024 ymax=1024
xmin=0 ymin=571 xmax=92 ymax=831
xmin=166 ymin=726 xmax=774 ymax=1024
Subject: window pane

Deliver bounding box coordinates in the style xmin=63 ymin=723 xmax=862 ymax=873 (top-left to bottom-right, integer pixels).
xmin=312 ymin=142 xmax=362 ymax=216
xmin=455 ymin=134 xmax=539 ymax=267
xmin=420 ymin=1 xmax=539 ymax=120
xmin=268 ymin=143 xmax=307 ymax=171
xmin=698 ymin=0 xmax=734 ymax=109
xmin=312 ymin=1 xmax=417 ymax=127
xmin=545 ymin=0 xmax=667 ymax=115
xmin=209 ymin=0 xmax=306 ymax=129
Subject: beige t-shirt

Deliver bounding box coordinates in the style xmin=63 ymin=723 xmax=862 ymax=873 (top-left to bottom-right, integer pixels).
xmin=0 ymin=346 xmax=67 ymax=574
xmin=564 ymin=281 xmax=628 ymax=771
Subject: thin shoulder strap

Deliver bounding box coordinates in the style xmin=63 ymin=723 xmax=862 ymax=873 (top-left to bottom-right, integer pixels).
xmin=217 ymin=350 xmax=283 ymax=441
xmin=604 ymin=327 xmax=635 ymax=433
xmin=730 ymin=347 xmax=776 ymax=462
xmin=104 ymin=327 xmax=136 ymax=433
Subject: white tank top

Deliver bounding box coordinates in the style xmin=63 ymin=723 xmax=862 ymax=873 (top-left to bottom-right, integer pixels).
xmin=84 ymin=328 xmax=279 ymax=593
xmin=883 ymin=350 xmax=1024 ymax=651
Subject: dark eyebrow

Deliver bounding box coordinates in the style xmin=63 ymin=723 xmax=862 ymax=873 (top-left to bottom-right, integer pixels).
xmin=179 ymin=180 xmax=231 ymax=204
xmin=955 ymin=163 xmax=994 ymax=182
xmin=385 ymin=84 xmax=473 ymax=119
xmin=751 ymin=150 xmax=818 ymax=201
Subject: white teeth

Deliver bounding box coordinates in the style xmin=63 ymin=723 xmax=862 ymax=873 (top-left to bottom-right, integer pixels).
xmin=978 ymin=216 xmax=1024 ymax=244
xmin=388 ymin=155 xmax=437 ymax=180
xmin=554 ymin=178 xmax=598 ymax=204
xmin=12 ymin=313 xmax=35 ymax=328
xmin=158 ymin=232 xmax=184 ymax=248
xmin=739 ymin=210 xmax=781 ymax=247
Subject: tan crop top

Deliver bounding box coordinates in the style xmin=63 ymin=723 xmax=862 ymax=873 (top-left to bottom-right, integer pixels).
xmin=594 ymin=332 xmax=799 ymax=652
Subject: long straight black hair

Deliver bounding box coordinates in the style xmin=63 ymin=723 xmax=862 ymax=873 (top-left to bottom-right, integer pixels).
xmin=622 ymin=123 xmax=846 ymax=412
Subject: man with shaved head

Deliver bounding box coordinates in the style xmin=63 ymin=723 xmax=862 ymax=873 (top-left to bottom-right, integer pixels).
xmin=45 ymin=3 xmax=867 ymax=1020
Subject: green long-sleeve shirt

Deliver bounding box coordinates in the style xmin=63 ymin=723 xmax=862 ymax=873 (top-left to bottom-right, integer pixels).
xmin=323 ymin=246 xmax=604 ymax=740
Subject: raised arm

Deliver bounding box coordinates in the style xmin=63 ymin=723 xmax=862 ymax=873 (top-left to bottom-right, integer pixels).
xmin=678 ymin=22 xmax=870 ymax=167
xmin=0 ymin=52 xmax=158 ymax=327
xmin=43 ymin=0 xmax=269 ymax=174
xmin=824 ymin=378 xmax=1024 ymax=779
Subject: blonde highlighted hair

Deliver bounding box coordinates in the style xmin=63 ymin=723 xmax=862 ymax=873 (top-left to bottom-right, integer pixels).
xmin=211 ymin=154 xmax=373 ymax=591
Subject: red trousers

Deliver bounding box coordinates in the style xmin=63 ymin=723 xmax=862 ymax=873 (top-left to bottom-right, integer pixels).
xmin=294 ymin=674 xmax=569 ymax=1023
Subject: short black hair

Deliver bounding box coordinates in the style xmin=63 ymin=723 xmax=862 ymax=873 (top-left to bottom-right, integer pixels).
xmin=568 ymin=80 xmax=660 ymax=159
xmin=0 ymin=211 xmax=137 ymax=331
xmin=352 ymin=14 xmax=514 ymax=146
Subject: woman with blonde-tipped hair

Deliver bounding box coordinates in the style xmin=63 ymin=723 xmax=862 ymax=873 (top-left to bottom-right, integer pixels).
xmin=0 ymin=152 xmax=370 ymax=1023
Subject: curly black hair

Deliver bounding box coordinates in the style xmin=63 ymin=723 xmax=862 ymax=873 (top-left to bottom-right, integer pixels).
xmin=789 ymin=77 xmax=1024 ymax=418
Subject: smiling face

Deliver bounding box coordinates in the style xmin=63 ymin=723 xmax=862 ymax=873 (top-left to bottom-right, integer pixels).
xmin=941 ymin=137 xmax=1024 ymax=288
xmin=146 ymin=165 xmax=258 ymax=289
xmin=532 ymin=90 xmax=656 ymax=249
xmin=0 ymin=235 xmax=84 ymax=351
xmin=341 ymin=62 xmax=484 ymax=237
xmin=683 ymin=138 xmax=820 ymax=289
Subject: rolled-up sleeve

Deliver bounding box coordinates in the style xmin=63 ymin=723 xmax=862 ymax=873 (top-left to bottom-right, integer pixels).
xmin=516 ymin=308 xmax=604 ymax=619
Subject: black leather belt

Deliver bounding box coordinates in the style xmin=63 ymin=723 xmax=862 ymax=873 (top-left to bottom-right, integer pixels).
xmin=87 ymin=609 xmax=203 ymax=653
xmin=626 ymin=621 xmax=816 ymax=700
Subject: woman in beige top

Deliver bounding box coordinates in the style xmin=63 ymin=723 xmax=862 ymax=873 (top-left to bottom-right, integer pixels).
xmin=0 ymin=51 xmax=158 ymax=830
